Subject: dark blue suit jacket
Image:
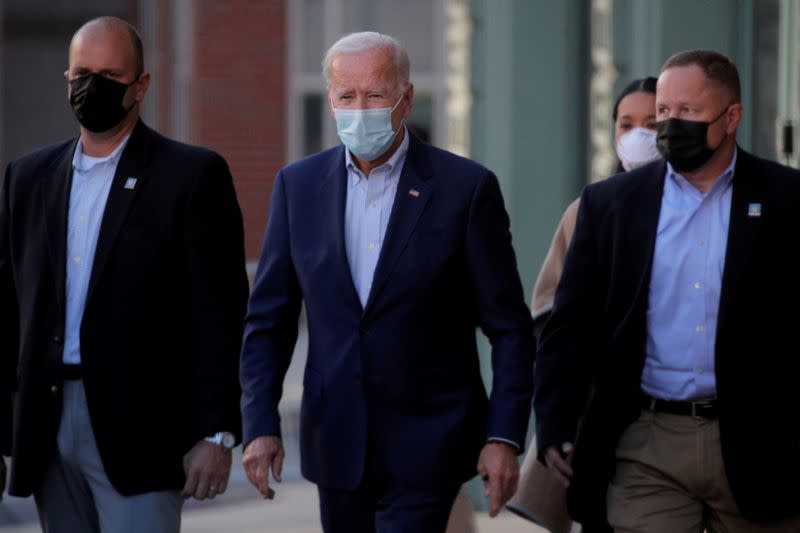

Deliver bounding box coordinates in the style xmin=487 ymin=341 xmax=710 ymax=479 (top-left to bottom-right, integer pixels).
xmin=241 ymin=134 xmax=535 ymax=491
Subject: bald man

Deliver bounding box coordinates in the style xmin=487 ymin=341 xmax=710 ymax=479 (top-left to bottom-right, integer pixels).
xmin=0 ymin=17 xmax=248 ymax=532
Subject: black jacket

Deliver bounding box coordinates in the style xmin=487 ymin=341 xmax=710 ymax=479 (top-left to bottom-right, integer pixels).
xmin=0 ymin=120 xmax=248 ymax=497
xmin=535 ymin=149 xmax=800 ymax=525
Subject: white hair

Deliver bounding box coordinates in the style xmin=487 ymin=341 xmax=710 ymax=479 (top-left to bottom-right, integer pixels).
xmin=322 ymin=31 xmax=410 ymax=90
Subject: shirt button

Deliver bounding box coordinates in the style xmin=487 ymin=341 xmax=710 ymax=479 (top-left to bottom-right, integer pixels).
xmin=74 ymin=256 xmax=81 ymax=264
xmin=694 ymin=282 xmax=702 ymax=289
xmin=368 ymin=242 xmax=376 ymax=250
xmin=696 ymin=325 xmax=705 ymax=332
xmin=698 ymin=240 xmax=704 ymax=246
xmin=698 ymin=368 xmax=705 ymax=374
xmin=369 ymin=202 xmax=377 ymax=208
xmin=79 ymin=215 xmax=87 ymax=222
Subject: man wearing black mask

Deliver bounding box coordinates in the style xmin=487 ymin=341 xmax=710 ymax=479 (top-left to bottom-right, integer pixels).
xmin=535 ymin=49 xmax=800 ymax=531
xmin=0 ymin=16 xmax=248 ymax=532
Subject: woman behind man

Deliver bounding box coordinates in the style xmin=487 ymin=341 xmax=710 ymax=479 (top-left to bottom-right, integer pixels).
xmin=507 ymin=77 xmax=659 ymax=533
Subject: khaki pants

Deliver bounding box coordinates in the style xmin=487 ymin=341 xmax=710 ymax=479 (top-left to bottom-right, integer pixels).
xmin=607 ymin=409 xmax=800 ymax=533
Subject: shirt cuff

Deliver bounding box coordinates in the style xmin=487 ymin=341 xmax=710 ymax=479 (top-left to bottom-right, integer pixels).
xmin=487 ymin=437 xmax=520 ymax=451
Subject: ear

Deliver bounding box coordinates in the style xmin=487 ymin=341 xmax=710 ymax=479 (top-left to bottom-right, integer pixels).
xmin=134 ymin=72 xmax=151 ymax=103
xmin=725 ymin=102 xmax=743 ymax=136
xmin=327 ymin=91 xmax=337 ymax=120
xmin=402 ymin=83 xmax=414 ymax=119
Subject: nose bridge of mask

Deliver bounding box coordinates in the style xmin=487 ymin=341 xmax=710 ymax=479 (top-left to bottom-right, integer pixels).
xmin=620 ymin=126 xmax=655 ymax=141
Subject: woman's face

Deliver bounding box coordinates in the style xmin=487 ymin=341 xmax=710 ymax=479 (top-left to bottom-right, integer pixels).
xmin=615 ymin=91 xmax=657 ymax=142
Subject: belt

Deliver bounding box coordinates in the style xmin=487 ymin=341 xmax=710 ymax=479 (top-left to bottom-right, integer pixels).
xmin=641 ymin=395 xmax=718 ymax=418
xmin=62 ymin=364 xmax=83 ymax=381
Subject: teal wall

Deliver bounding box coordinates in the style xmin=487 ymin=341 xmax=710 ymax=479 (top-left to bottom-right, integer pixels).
xmin=470 ymin=0 xmax=589 ymax=304
xmin=612 ymin=0 xmax=756 ymax=150
xmin=467 ymin=0 xmax=589 ymax=510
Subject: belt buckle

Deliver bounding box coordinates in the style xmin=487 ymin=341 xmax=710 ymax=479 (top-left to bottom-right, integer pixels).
xmin=691 ymin=400 xmax=712 ymax=418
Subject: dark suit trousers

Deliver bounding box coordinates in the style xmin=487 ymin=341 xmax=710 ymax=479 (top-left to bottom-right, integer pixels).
xmin=317 ymin=455 xmax=461 ymax=533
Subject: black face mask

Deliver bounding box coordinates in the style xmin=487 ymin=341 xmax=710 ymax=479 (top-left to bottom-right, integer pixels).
xmin=654 ymin=106 xmax=730 ymax=173
xmin=69 ymin=73 xmax=137 ymax=133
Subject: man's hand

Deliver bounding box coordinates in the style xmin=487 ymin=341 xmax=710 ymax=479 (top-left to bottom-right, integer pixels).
xmin=182 ymin=440 xmax=232 ymax=500
xmin=242 ymin=436 xmax=283 ymax=500
xmin=476 ymin=442 xmax=520 ymax=517
xmin=544 ymin=442 xmax=574 ymax=488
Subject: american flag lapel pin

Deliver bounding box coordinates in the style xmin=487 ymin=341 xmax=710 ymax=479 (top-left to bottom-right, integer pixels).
xmin=409 ymin=189 xmax=420 ymax=198
xmin=747 ymin=203 xmax=761 ymax=218
xmin=124 ymin=177 xmax=138 ymax=190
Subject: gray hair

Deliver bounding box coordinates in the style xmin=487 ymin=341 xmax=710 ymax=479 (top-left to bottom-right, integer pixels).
xmin=322 ymin=32 xmax=410 ymax=91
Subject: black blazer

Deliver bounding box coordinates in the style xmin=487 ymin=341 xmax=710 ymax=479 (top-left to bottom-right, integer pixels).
xmin=0 ymin=121 xmax=249 ymax=497
xmin=534 ymin=148 xmax=800 ymax=525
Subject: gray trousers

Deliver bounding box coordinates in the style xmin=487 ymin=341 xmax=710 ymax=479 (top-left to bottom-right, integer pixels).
xmin=34 ymin=381 xmax=183 ymax=533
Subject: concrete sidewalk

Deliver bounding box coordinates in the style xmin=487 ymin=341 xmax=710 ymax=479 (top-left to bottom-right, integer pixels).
xmin=0 ymin=479 xmax=543 ymax=532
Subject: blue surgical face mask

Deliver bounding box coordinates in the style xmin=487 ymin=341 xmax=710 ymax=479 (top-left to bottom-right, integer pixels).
xmin=333 ymin=94 xmax=404 ymax=161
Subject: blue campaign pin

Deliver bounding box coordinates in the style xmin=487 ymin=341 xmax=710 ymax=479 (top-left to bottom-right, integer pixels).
xmin=124 ymin=177 xmax=138 ymax=190
xmin=747 ymin=203 xmax=761 ymax=218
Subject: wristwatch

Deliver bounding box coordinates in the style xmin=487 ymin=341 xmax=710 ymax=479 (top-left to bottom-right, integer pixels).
xmin=204 ymin=431 xmax=236 ymax=451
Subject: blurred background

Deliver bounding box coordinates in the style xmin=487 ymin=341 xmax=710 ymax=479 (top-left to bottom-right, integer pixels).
xmin=1 ymin=0 xmax=799 ymax=531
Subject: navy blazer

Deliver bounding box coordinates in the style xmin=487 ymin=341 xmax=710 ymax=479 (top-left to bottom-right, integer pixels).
xmin=535 ymin=148 xmax=800 ymax=525
xmin=241 ymin=134 xmax=535 ymax=491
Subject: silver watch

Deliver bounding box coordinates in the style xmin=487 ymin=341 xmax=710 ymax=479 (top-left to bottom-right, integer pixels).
xmin=204 ymin=431 xmax=236 ymax=450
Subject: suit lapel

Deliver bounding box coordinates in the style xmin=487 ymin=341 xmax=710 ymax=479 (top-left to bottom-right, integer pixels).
xmin=363 ymin=134 xmax=433 ymax=317
xmin=716 ymin=149 xmax=763 ymax=337
xmin=42 ymin=139 xmax=79 ymax=314
xmin=618 ymin=161 xmax=666 ymax=331
xmin=85 ymin=121 xmax=152 ymax=303
xmin=320 ymin=146 xmax=362 ymax=312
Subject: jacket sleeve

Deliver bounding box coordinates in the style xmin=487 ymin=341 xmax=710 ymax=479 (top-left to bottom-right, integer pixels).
xmin=182 ymin=153 xmax=249 ymax=446
xmin=239 ymin=170 xmax=302 ymax=448
xmin=534 ymin=186 xmax=600 ymax=462
xmin=465 ymin=171 xmax=536 ymax=451
xmin=0 ymin=164 xmax=19 ymax=455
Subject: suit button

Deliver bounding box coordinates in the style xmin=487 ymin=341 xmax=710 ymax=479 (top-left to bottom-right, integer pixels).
xmin=52 ymin=335 xmax=63 ymax=345
xmin=50 ymin=385 xmax=59 ymax=394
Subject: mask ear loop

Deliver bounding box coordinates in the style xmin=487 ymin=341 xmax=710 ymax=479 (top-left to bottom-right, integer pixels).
xmin=710 ymin=104 xmax=735 ymax=148
xmin=391 ymin=88 xmax=408 ymax=135
xmin=123 ymin=75 xmax=143 ymax=115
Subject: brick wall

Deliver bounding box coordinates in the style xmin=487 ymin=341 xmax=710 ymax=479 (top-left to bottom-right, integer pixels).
xmin=190 ymin=0 xmax=286 ymax=262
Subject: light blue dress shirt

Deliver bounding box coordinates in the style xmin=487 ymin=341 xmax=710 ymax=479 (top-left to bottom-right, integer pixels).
xmin=63 ymin=135 xmax=131 ymax=364
xmin=344 ymin=128 xmax=409 ymax=307
xmin=641 ymin=150 xmax=737 ymax=400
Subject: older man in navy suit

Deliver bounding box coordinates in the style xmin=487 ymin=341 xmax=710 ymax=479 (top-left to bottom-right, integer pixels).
xmin=239 ymin=32 xmax=535 ymax=532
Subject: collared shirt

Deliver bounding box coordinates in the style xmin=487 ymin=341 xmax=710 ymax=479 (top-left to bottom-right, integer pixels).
xmin=641 ymin=149 xmax=737 ymax=400
xmin=344 ymin=128 xmax=409 ymax=307
xmin=63 ymin=135 xmax=131 ymax=364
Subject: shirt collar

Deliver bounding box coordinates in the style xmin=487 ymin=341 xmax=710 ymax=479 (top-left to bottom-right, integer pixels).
xmin=345 ymin=126 xmax=410 ymax=186
xmin=666 ymin=147 xmax=737 ymax=195
xmin=72 ymin=133 xmax=132 ymax=173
